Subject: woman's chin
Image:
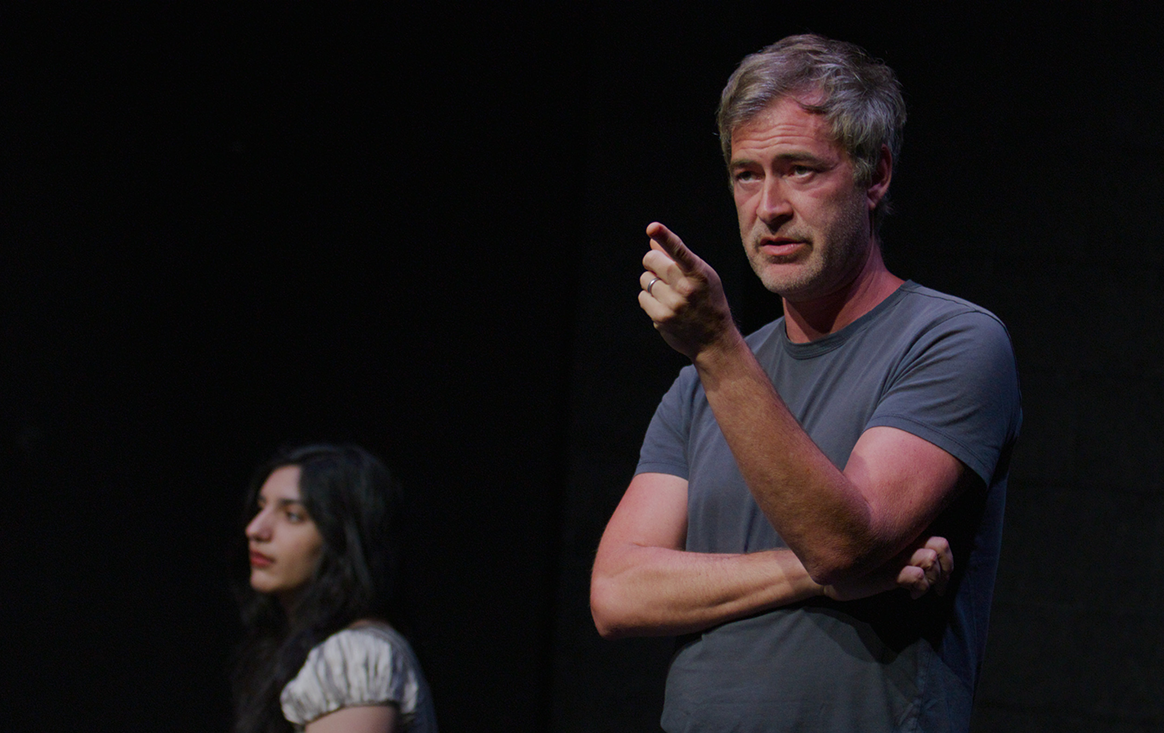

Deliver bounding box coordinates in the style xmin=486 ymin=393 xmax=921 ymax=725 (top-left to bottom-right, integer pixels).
xmin=249 ymin=570 xmax=277 ymax=595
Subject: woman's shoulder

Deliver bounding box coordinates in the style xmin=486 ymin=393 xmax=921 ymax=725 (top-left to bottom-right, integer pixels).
xmin=325 ymin=620 xmax=409 ymax=653
xmin=280 ymin=621 xmax=430 ymax=727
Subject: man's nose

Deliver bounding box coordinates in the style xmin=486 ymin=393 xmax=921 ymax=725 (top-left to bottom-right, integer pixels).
xmin=758 ymin=178 xmax=793 ymax=222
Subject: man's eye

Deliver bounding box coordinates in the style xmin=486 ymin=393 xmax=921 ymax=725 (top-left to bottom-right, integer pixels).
xmin=791 ymin=165 xmax=813 ymax=177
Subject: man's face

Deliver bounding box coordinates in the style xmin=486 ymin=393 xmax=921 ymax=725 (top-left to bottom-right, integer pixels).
xmin=729 ymin=95 xmax=877 ymax=301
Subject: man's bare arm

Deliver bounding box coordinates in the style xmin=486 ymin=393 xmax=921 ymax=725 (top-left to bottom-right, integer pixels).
xmin=590 ymin=472 xmax=952 ymax=638
xmin=639 ymin=222 xmax=967 ymax=585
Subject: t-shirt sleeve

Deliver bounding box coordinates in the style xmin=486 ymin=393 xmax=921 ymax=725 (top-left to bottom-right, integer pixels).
xmin=280 ymin=628 xmax=420 ymax=725
xmin=867 ymin=310 xmax=1022 ymax=486
xmin=635 ymin=366 xmax=699 ymax=479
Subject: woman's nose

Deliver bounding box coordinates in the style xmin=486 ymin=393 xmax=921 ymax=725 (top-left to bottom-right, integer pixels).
xmin=246 ymin=511 xmax=271 ymax=541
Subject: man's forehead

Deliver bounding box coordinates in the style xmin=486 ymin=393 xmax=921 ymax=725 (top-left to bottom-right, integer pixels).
xmin=729 ymin=95 xmax=841 ymax=160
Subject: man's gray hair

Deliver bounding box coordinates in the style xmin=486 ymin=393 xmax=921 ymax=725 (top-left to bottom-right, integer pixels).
xmin=717 ymin=34 xmax=907 ymax=228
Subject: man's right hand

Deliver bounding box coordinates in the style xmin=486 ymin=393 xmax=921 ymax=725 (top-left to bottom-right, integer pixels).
xmin=639 ymin=222 xmax=740 ymax=362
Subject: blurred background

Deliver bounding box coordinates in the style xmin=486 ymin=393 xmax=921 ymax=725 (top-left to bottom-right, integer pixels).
xmin=3 ymin=4 xmax=1161 ymax=731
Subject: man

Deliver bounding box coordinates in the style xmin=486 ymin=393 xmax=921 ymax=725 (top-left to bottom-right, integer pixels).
xmin=590 ymin=35 xmax=1021 ymax=732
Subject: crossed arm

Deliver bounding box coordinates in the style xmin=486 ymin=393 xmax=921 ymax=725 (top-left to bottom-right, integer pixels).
xmin=590 ymin=472 xmax=952 ymax=639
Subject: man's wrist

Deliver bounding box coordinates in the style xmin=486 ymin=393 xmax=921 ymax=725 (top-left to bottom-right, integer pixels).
xmin=691 ymin=323 xmax=748 ymax=371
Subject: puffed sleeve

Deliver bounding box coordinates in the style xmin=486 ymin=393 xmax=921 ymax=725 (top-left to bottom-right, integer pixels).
xmin=280 ymin=627 xmax=423 ymax=726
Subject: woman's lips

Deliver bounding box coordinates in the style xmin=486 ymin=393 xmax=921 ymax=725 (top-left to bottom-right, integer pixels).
xmin=249 ymin=551 xmax=273 ymax=568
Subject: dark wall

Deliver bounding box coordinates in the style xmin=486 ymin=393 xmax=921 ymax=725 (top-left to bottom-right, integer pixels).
xmin=3 ymin=5 xmax=584 ymax=731
xmin=4 ymin=4 xmax=1162 ymax=732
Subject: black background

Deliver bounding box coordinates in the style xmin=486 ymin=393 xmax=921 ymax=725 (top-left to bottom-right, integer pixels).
xmin=4 ymin=4 xmax=1162 ymax=732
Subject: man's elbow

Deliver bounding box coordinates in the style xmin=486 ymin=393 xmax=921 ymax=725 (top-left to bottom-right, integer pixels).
xmin=589 ymin=575 xmax=635 ymax=640
xmin=591 ymin=611 xmax=628 ymax=640
xmin=805 ymin=564 xmax=845 ymax=587
xmin=801 ymin=545 xmax=868 ymax=587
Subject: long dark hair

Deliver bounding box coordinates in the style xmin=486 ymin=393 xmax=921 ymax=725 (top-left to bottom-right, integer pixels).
xmin=230 ymin=444 xmax=403 ymax=733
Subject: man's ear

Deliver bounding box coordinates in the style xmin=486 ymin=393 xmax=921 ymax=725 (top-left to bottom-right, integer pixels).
xmin=866 ymin=144 xmax=892 ymax=210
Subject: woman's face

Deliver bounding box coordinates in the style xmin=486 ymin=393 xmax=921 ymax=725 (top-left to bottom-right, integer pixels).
xmin=245 ymin=465 xmax=325 ymax=606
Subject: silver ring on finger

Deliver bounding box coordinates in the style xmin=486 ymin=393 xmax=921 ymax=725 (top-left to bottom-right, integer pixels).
xmin=647 ymin=276 xmax=660 ymax=296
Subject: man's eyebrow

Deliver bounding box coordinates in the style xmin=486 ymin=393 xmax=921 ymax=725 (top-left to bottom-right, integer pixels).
xmin=772 ymin=151 xmax=833 ymax=166
xmin=730 ymin=151 xmax=832 ymax=168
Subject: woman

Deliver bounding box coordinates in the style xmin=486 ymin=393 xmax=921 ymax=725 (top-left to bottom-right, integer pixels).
xmin=232 ymin=444 xmax=437 ymax=733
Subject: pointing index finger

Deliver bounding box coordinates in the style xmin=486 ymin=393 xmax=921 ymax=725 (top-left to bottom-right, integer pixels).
xmin=646 ymin=222 xmax=700 ymax=274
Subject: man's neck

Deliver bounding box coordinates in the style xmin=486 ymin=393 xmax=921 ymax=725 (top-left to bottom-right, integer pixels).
xmin=782 ymin=245 xmax=903 ymax=344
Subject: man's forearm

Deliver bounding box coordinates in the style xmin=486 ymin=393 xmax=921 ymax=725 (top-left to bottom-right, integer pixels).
xmin=639 ymin=225 xmax=915 ymax=584
xmin=591 ymin=534 xmax=953 ymax=638
xmin=694 ymin=334 xmax=885 ymax=582
xmin=590 ymin=544 xmax=823 ymax=639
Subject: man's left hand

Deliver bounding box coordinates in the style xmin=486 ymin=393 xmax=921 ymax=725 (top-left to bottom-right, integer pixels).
xmin=822 ymin=535 xmax=953 ymax=602
xmin=639 ymin=222 xmax=738 ymax=360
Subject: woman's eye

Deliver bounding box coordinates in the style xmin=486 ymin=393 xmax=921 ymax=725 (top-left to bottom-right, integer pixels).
xmin=286 ymin=511 xmax=304 ymax=523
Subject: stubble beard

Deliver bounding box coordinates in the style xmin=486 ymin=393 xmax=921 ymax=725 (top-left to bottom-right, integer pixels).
xmin=745 ymin=193 xmax=872 ymax=302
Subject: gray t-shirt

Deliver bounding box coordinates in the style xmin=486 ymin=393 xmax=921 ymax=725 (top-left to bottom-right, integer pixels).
xmin=637 ymin=282 xmax=1022 ymax=733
